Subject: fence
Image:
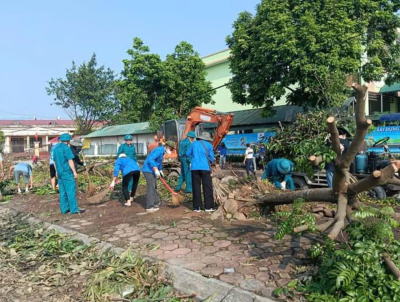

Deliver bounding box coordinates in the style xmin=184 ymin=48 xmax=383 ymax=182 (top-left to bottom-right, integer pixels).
xmin=82 ymin=143 xmax=145 ymax=156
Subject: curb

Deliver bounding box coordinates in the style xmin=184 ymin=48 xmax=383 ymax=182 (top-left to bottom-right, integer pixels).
xmin=3 ymin=208 xmax=277 ymax=302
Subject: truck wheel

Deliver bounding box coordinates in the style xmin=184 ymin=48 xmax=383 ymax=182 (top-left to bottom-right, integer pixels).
xmin=292 ymin=177 xmax=308 ymax=190
xmin=368 ymin=186 xmax=386 ymax=199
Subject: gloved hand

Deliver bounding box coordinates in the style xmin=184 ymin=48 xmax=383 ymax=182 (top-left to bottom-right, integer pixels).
xmin=83 ymin=162 xmax=87 ymax=167
xmin=160 ymin=170 xmax=165 ymax=178
xmin=109 ymin=180 xmax=115 ymax=189
xmin=154 ymin=168 xmax=161 ymax=178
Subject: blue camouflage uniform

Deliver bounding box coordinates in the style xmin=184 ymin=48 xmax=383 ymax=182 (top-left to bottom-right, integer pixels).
xmin=53 ymin=143 xmax=80 ymax=214
xmin=262 ymin=159 xmax=295 ymax=190
xmin=176 ymin=138 xmax=193 ymax=193
xmin=117 ymin=143 xmax=137 ymax=192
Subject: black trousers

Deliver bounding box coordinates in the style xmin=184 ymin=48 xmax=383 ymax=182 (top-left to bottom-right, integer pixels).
xmin=122 ymin=171 xmax=140 ymax=201
xmin=191 ymin=170 xmax=214 ymax=210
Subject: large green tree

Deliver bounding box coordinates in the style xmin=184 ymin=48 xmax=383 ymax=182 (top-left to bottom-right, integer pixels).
xmin=114 ymin=38 xmax=214 ymax=130
xmin=46 ymin=54 xmax=117 ymax=134
xmin=227 ymin=0 xmax=400 ymax=111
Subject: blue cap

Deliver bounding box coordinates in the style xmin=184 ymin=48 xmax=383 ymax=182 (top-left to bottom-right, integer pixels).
xmin=124 ymin=134 xmax=133 ymax=141
xmin=187 ymin=131 xmax=196 ymax=138
xmin=277 ymin=159 xmax=291 ymax=174
xmin=59 ymin=133 xmax=72 ymax=142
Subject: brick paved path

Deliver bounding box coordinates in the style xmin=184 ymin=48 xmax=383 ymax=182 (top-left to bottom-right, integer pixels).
xmin=3 ymin=196 xmax=314 ymax=299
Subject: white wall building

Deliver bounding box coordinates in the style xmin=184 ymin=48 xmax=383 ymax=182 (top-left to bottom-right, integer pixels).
xmin=0 ymin=120 xmax=76 ymax=154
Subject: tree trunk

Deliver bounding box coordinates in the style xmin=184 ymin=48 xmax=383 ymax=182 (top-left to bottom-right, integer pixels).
xmin=258 ymin=83 xmax=398 ymax=239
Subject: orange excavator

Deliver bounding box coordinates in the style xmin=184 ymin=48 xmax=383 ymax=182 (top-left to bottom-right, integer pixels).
xmin=147 ymin=107 xmax=234 ymax=176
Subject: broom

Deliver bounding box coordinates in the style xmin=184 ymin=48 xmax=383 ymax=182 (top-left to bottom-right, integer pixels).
xmin=87 ymin=179 xmax=121 ymax=204
xmin=81 ymin=152 xmax=95 ymax=198
xmin=159 ymin=176 xmax=185 ymax=206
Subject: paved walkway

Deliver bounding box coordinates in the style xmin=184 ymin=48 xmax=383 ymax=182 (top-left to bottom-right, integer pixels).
xmin=3 ymin=195 xmax=314 ymax=300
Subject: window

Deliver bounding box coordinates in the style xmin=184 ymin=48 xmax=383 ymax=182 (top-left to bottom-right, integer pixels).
xmin=164 ymin=120 xmax=178 ymax=142
xmin=369 ymin=92 xmax=394 ymax=114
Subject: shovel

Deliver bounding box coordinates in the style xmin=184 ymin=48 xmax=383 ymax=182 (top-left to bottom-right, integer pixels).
xmin=159 ymin=176 xmax=185 ymax=206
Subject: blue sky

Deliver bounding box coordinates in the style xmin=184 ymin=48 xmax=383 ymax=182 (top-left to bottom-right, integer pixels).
xmin=0 ymin=0 xmax=259 ymax=120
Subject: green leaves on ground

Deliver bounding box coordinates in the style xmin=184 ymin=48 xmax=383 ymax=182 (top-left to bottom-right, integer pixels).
xmin=274 ymin=201 xmax=400 ymax=301
xmin=274 ymin=198 xmax=316 ymax=240
xmin=227 ymin=0 xmax=400 ymax=111
xmin=0 ymin=214 xmax=192 ymax=302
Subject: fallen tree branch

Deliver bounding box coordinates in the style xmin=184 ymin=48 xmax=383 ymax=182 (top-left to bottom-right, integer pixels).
xmin=309 ymin=155 xmax=323 ymax=166
xmin=348 ymin=164 xmax=398 ymax=195
xmin=326 ymin=116 xmax=341 ymax=157
xmin=383 ymin=253 xmax=400 ymax=281
xmin=241 ymin=188 xmax=336 ymax=208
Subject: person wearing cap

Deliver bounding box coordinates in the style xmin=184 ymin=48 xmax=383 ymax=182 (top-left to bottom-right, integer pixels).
xmin=325 ymin=128 xmax=349 ymax=188
xmin=49 ymin=140 xmax=60 ymax=190
xmin=70 ymin=137 xmax=85 ymax=171
xmin=175 ymin=131 xmax=196 ymax=193
xmin=9 ymin=163 xmax=33 ymax=194
xmin=117 ymin=134 xmax=137 ymax=161
xmin=262 ymin=158 xmax=295 ymax=190
xmin=53 ymin=133 xmax=84 ymax=214
xmin=109 ymin=153 xmax=141 ymax=207
xmin=186 ymin=132 xmax=215 ymax=212
xmin=142 ymin=140 xmax=175 ymax=213
xmin=117 ymin=134 xmax=138 ymax=194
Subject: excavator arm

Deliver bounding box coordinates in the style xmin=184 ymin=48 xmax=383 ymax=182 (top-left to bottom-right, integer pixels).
xmin=182 ymin=107 xmax=234 ymax=150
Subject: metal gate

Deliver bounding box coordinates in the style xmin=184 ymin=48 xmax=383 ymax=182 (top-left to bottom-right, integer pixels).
xmin=11 ymin=137 xmax=24 ymax=153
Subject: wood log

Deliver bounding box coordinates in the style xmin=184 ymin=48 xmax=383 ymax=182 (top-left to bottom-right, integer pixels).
xmin=383 ymin=253 xmax=400 ymax=281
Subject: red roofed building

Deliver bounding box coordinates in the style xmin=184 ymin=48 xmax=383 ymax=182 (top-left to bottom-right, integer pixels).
xmin=0 ymin=119 xmax=77 ymax=153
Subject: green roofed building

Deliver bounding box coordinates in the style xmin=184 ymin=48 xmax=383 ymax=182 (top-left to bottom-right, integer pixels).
xmin=83 ymin=122 xmax=154 ymax=156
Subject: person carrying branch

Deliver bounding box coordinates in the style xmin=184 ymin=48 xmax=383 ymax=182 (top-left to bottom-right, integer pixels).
xmin=175 ymin=131 xmax=196 ymax=193
xmin=109 ymin=153 xmax=141 ymax=207
xmin=142 ymin=140 xmax=176 ymax=213
xmin=53 ymin=133 xmax=85 ymax=215
xmin=262 ymin=158 xmax=295 ymax=190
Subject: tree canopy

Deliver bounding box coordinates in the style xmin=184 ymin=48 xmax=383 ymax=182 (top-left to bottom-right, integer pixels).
xmin=227 ymin=0 xmax=400 ymax=111
xmin=114 ymin=38 xmax=214 ymax=130
xmin=46 ymin=54 xmax=117 ymax=135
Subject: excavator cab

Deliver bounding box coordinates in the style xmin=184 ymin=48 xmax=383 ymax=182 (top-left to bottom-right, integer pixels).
xmin=163 ymin=119 xmax=186 ymax=159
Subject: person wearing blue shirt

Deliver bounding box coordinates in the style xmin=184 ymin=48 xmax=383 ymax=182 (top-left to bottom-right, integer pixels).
xmin=175 ymin=131 xmax=196 ymax=193
xmin=217 ymin=142 xmax=227 ymax=169
xmin=53 ymin=133 xmax=84 ymax=215
xmin=262 ymin=158 xmax=295 ymax=190
xmin=186 ymin=132 xmax=215 ymax=212
xmin=142 ymin=140 xmax=175 ymax=213
xmin=9 ymin=163 xmax=33 ymax=194
xmin=109 ymin=153 xmax=141 ymax=207
xmin=117 ymin=134 xmax=138 ymax=193
xmin=49 ymin=142 xmax=60 ymax=190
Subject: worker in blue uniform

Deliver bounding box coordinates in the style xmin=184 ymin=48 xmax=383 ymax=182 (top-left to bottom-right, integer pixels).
xmin=142 ymin=140 xmax=176 ymax=213
xmin=117 ymin=134 xmax=138 ymax=196
xmin=53 ymin=133 xmax=85 ymax=214
xmin=186 ymin=132 xmax=215 ymax=212
xmin=262 ymin=158 xmax=295 ymax=190
xmin=175 ymin=131 xmax=196 ymax=193
xmin=109 ymin=153 xmax=141 ymax=207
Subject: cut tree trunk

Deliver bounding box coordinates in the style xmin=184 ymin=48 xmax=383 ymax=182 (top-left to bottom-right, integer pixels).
xmin=256 ymin=83 xmax=399 ymax=240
